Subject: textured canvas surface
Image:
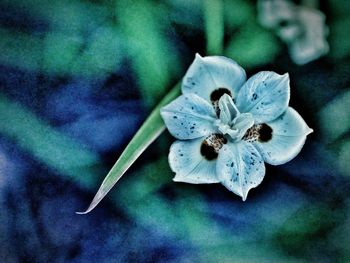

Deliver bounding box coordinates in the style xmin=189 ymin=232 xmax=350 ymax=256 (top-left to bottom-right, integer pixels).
xmin=0 ymin=0 xmax=349 ymax=262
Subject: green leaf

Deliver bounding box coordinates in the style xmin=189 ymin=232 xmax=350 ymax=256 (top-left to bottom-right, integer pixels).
xmin=329 ymin=17 xmax=350 ymax=60
xmin=78 ymin=0 xmax=225 ymax=214
xmin=225 ymin=23 xmax=280 ymax=68
xmin=77 ymin=83 xmax=181 ymax=214
xmin=203 ymin=0 xmax=224 ymax=55
xmin=318 ymin=90 xmax=350 ymax=143
xmin=0 ymin=93 xmax=102 ymax=188
xmin=116 ymin=0 xmax=181 ymax=108
xmin=224 ymin=0 xmax=254 ymax=29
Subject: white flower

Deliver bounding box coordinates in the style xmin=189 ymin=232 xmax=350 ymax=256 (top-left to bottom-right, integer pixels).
xmin=161 ymin=54 xmax=313 ymax=200
xmin=257 ymin=0 xmax=329 ymax=65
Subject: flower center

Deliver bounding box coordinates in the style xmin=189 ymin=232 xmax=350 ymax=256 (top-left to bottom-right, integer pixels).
xmin=243 ymin=123 xmax=273 ymax=142
xmin=210 ymin=88 xmax=232 ymax=116
xmin=214 ymin=113 xmax=255 ymax=142
xmin=200 ymin=134 xmax=227 ymax=160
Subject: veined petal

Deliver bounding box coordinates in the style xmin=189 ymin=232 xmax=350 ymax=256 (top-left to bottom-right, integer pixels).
xmin=233 ymin=113 xmax=255 ymax=139
xmin=161 ymin=94 xmax=217 ymax=140
xmin=169 ymin=138 xmax=220 ymax=184
xmin=288 ymin=7 xmax=329 ymax=65
xmin=253 ymin=107 xmax=313 ymax=165
xmin=236 ymin=71 xmax=290 ymax=123
xmin=219 ymin=94 xmax=239 ymax=124
xmin=182 ymin=54 xmax=246 ymax=103
xmin=217 ymin=141 xmax=266 ymax=200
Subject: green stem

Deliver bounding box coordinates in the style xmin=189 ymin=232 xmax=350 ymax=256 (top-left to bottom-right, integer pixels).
xmin=203 ymin=0 xmax=224 ymax=55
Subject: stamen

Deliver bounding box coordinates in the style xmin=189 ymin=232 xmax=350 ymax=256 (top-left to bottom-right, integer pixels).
xmin=200 ymin=134 xmax=227 ymax=160
xmin=243 ymin=123 xmax=273 ymax=143
xmin=242 ymin=125 xmax=260 ymax=142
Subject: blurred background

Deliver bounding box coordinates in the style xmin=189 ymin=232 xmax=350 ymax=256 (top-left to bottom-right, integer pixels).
xmin=0 ymin=0 xmax=349 ymax=262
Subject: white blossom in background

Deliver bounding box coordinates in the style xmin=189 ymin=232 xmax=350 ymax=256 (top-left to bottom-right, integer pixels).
xmin=257 ymin=0 xmax=329 ymax=65
xmin=161 ymin=54 xmax=313 ymax=200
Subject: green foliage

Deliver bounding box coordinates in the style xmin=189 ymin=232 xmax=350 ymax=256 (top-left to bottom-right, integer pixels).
xmin=42 ymin=32 xmax=83 ymax=74
xmin=318 ymin=91 xmax=350 ymax=143
xmin=78 ymin=83 xmax=181 ymax=214
xmin=273 ymin=204 xmax=346 ymax=260
xmin=222 ymin=0 xmax=280 ymax=68
xmin=328 ymin=17 xmax=350 ymax=60
xmin=70 ymin=27 xmax=123 ymax=77
xmin=203 ymin=0 xmax=224 ymax=55
xmin=116 ymin=0 xmax=181 ymax=108
xmin=0 ymin=27 xmax=42 ymax=71
xmin=224 ymin=0 xmax=254 ymax=28
xmin=0 ymin=0 xmax=122 ymax=77
xmin=328 ymin=0 xmax=350 ymax=60
xmin=0 ymin=94 xmax=103 ymax=188
xmin=225 ymin=23 xmax=280 ymax=68
xmin=338 ymin=140 xmax=350 ymax=177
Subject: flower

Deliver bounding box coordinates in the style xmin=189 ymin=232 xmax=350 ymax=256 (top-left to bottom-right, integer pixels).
xmin=160 ymin=54 xmax=313 ymax=200
xmin=257 ymin=0 xmax=329 ymax=65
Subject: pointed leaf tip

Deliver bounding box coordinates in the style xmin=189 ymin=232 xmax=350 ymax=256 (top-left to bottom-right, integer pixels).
xmin=77 ymin=83 xmax=181 ymax=214
xmin=75 ymin=211 xmax=89 ymax=215
xmin=76 ymin=188 xmax=109 ymax=214
xmin=76 ymin=204 xmax=95 ymax=214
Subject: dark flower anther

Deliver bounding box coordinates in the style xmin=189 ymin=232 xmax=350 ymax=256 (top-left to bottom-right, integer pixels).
xmin=258 ymin=123 xmax=273 ymax=142
xmin=201 ymin=134 xmax=227 ymax=161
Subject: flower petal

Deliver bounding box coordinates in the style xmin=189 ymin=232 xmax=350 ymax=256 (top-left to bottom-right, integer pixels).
xmin=169 ymin=138 xmax=220 ymax=184
xmin=218 ymin=93 xmax=239 ymax=124
xmin=253 ymin=107 xmax=313 ymax=165
xmin=257 ymin=0 xmax=297 ymax=29
xmin=233 ymin=113 xmax=255 ymax=139
xmin=182 ymin=54 xmax=246 ymax=103
xmin=217 ymin=141 xmax=266 ymax=200
xmin=288 ymin=7 xmax=329 ymax=65
xmin=236 ymin=71 xmax=290 ymax=123
xmin=161 ymin=94 xmax=217 ymax=140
